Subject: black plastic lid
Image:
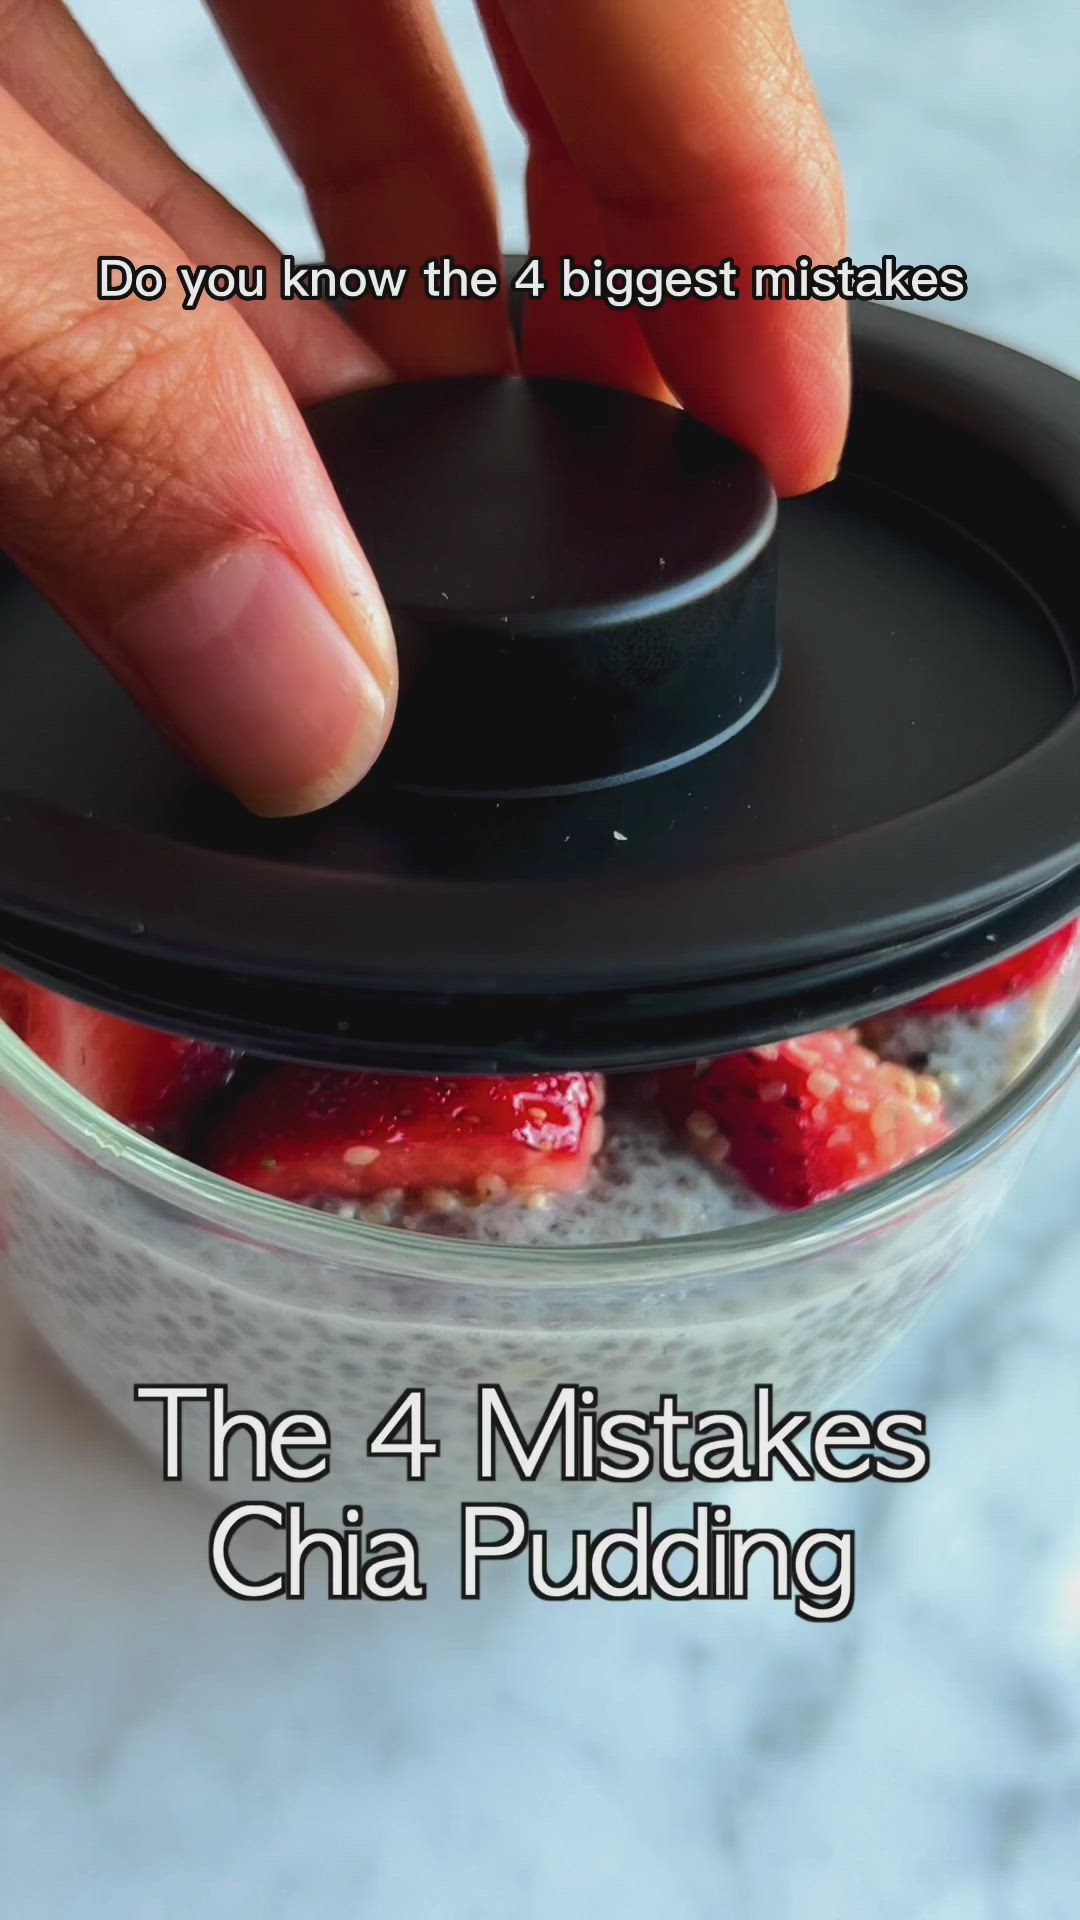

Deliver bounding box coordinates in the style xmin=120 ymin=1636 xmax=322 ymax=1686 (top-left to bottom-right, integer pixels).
xmin=310 ymin=377 xmax=778 ymax=797
xmin=2 ymin=305 xmax=1080 ymax=1072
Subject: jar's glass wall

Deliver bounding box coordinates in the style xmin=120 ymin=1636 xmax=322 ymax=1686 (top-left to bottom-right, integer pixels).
xmin=0 ymin=1054 xmax=1055 ymax=1530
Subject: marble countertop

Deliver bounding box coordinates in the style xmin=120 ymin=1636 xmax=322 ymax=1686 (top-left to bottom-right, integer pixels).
xmin=3 ymin=3 xmax=1079 ymax=1914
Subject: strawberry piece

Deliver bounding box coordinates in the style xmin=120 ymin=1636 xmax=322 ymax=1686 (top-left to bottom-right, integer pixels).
xmin=204 ymin=1068 xmax=605 ymax=1204
xmin=658 ymin=1031 xmax=949 ymax=1210
xmin=908 ymin=922 xmax=1078 ymax=1014
xmin=0 ymin=968 xmax=26 ymax=1036
xmin=19 ymin=983 xmax=239 ymax=1148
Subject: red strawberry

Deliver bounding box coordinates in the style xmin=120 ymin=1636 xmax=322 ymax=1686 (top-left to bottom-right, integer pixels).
xmin=0 ymin=969 xmax=26 ymax=1035
xmin=19 ymin=983 xmax=239 ymax=1148
xmin=204 ymin=1068 xmax=605 ymax=1206
xmin=908 ymin=922 xmax=1078 ymax=1014
xmin=658 ymin=1031 xmax=949 ymax=1210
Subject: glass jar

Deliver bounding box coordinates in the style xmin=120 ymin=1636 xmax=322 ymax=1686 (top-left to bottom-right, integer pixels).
xmin=2 ymin=983 xmax=1077 ymax=1533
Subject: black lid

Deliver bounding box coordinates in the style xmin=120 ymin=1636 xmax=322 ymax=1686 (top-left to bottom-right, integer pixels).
xmin=310 ymin=377 xmax=778 ymax=797
xmin=2 ymin=305 xmax=1080 ymax=1072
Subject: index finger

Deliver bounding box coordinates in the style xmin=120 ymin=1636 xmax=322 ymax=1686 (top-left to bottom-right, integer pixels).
xmin=489 ymin=0 xmax=849 ymax=495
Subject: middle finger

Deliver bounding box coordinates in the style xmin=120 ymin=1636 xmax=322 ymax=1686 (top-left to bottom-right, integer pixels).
xmin=209 ymin=0 xmax=515 ymax=378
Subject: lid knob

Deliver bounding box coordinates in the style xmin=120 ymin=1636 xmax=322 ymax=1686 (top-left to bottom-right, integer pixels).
xmin=305 ymin=377 xmax=778 ymax=796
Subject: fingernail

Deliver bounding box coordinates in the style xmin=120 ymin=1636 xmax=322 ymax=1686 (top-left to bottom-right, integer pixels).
xmin=112 ymin=543 xmax=390 ymax=815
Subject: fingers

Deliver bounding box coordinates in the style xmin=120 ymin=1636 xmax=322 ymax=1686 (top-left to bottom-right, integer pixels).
xmin=489 ymin=0 xmax=849 ymax=495
xmin=478 ymin=2 xmax=668 ymax=399
xmin=0 ymin=0 xmax=380 ymax=403
xmin=524 ymin=139 xmax=673 ymax=400
xmin=208 ymin=0 xmax=515 ymax=379
xmin=0 ymin=88 xmax=397 ymax=816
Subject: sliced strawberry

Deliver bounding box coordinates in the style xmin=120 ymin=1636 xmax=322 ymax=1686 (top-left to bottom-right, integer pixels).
xmin=20 ymin=983 xmax=239 ymax=1148
xmin=0 ymin=968 xmax=26 ymax=1036
xmin=658 ymin=1031 xmax=949 ymax=1210
xmin=204 ymin=1068 xmax=605 ymax=1204
xmin=907 ymin=922 xmax=1078 ymax=1015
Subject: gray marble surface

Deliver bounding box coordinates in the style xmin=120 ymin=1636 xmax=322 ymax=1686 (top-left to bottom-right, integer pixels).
xmin=2 ymin=3 xmax=1079 ymax=1914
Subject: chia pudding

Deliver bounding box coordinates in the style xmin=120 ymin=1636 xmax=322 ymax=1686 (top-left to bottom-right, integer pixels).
xmin=0 ymin=931 xmax=1076 ymax=1531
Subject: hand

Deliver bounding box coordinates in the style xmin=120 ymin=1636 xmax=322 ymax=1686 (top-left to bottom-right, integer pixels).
xmin=0 ymin=1 xmax=847 ymax=816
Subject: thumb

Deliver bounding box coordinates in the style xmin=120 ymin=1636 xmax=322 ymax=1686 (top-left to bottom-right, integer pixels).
xmin=0 ymin=90 xmax=396 ymax=816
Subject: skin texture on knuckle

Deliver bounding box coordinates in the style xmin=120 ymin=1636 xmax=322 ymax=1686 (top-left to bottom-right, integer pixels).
xmin=0 ymin=304 xmax=240 ymax=598
xmin=594 ymin=80 xmax=842 ymax=235
xmin=0 ymin=182 xmax=288 ymax=614
xmin=501 ymin=0 xmax=842 ymax=237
